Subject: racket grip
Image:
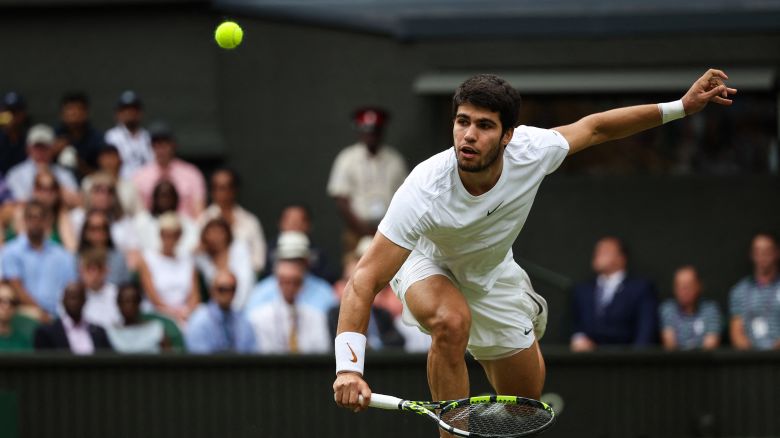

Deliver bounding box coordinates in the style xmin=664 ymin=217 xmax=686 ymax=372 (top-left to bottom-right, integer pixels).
xmin=362 ymin=393 xmax=403 ymax=410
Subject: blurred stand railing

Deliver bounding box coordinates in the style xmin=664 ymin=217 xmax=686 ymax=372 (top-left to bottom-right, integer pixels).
xmin=0 ymin=348 xmax=778 ymax=438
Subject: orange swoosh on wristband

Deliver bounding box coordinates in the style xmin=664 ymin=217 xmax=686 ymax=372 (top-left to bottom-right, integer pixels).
xmin=347 ymin=343 xmax=358 ymax=363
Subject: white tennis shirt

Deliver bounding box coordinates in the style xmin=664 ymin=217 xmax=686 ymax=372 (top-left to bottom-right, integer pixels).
xmin=378 ymin=126 xmax=569 ymax=294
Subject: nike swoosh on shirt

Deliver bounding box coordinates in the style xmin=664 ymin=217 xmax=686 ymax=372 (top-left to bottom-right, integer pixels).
xmin=347 ymin=343 xmax=358 ymax=363
xmin=523 ymin=328 xmax=533 ymax=336
xmin=487 ymin=201 xmax=504 ymax=216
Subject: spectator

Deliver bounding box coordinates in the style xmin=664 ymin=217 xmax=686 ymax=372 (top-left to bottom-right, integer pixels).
xmin=134 ymin=179 xmax=199 ymax=256
xmin=82 ymin=144 xmax=142 ymax=216
xmin=246 ymin=231 xmax=336 ymax=314
xmin=105 ymin=283 xmax=168 ymax=353
xmin=132 ymin=122 xmax=206 ymax=219
xmin=570 ymin=237 xmax=658 ymax=351
xmin=194 ymin=218 xmax=254 ymax=311
xmin=2 ymin=201 xmax=77 ymax=321
xmin=79 ymin=248 xmax=121 ymax=329
xmin=33 ymin=281 xmax=112 ymax=354
xmin=327 ymin=107 xmax=408 ymax=252
xmin=0 ymin=91 xmax=31 ymax=174
xmin=248 ymin=258 xmax=330 ymax=353
xmin=659 ymin=266 xmax=722 ymax=350
xmin=0 ymin=281 xmax=38 ymax=352
xmin=53 ymin=92 xmax=104 ymax=179
xmin=70 ymin=172 xmax=139 ymax=258
xmin=185 ymin=270 xmax=257 ymax=353
xmin=267 ymin=204 xmax=333 ymax=282
xmin=137 ymin=213 xmax=200 ymax=324
xmin=104 ymin=91 xmax=152 ymax=178
xmin=729 ymin=232 xmax=780 ymax=350
xmin=6 ymin=124 xmax=78 ymax=202
xmin=77 ymin=210 xmax=132 ymax=285
xmin=11 ymin=170 xmax=78 ymax=251
xmin=198 ymin=168 xmax=267 ymax=273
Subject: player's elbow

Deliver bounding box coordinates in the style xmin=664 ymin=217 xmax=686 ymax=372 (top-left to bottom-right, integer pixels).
xmin=348 ymin=267 xmax=386 ymax=301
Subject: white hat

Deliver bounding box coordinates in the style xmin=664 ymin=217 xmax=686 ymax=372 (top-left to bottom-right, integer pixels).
xmin=276 ymin=231 xmax=310 ymax=260
xmin=158 ymin=212 xmax=182 ymax=232
xmin=26 ymin=124 xmax=55 ymax=146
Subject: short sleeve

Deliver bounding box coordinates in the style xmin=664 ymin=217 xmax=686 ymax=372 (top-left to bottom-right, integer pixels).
xmin=702 ymin=301 xmax=723 ymax=335
xmin=659 ymin=300 xmax=677 ymax=330
xmin=516 ymin=126 xmax=570 ymax=175
xmin=377 ymin=174 xmax=428 ymax=251
xmin=326 ymin=149 xmax=353 ymax=197
xmin=1 ymin=245 xmax=21 ymax=280
xmin=728 ymin=282 xmax=746 ymax=318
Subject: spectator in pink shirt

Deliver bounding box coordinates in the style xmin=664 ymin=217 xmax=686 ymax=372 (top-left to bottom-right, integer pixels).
xmin=132 ymin=122 xmax=206 ymax=219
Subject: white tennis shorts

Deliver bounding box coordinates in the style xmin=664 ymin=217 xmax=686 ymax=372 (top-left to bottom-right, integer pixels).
xmin=390 ymin=250 xmax=548 ymax=361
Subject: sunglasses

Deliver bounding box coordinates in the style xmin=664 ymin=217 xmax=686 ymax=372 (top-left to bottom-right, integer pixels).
xmin=215 ymin=285 xmax=236 ymax=293
xmin=0 ymin=297 xmax=16 ymax=306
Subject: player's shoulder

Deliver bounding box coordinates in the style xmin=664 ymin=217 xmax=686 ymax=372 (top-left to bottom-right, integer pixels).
xmin=404 ymin=148 xmax=456 ymax=197
xmin=508 ymin=125 xmax=569 ymax=152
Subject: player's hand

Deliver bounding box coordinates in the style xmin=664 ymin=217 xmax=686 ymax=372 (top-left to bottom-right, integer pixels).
xmin=681 ymin=69 xmax=737 ymax=115
xmin=333 ymin=371 xmax=371 ymax=413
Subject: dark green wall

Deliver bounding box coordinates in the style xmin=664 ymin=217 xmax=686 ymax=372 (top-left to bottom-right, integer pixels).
xmin=1 ymin=5 xmax=778 ymax=343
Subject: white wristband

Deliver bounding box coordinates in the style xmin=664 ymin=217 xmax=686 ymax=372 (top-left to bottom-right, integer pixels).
xmin=658 ymin=99 xmax=685 ymax=124
xmin=335 ymin=332 xmax=366 ymax=375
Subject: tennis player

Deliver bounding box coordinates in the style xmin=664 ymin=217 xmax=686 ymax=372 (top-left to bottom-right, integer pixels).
xmin=333 ymin=70 xmax=736 ymax=421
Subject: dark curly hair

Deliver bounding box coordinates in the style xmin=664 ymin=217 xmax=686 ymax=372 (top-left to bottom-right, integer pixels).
xmin=452 ymin=74 xmax=522 ymax=134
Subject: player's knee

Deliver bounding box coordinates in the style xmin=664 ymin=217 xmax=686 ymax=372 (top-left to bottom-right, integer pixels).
xmin=429 ymin=308 xmax=471 ymax=349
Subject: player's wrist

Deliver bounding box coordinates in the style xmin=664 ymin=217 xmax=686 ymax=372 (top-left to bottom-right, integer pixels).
xmin=335 ymin=331 xmax=367 ymax=375
xmin=657 ymin=99 xmax=686 ymax=124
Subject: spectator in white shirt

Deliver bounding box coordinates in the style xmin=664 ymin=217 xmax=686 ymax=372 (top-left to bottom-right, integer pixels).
xmin=79 ymin=248 xmax=121 ymax=329
xmin=198 ymin=168 xmax=267 ymax=273
xmin=81 ymin=144 xmax=142 ymax=216
xmin=103 ymin=91 xmax=152 ymax=179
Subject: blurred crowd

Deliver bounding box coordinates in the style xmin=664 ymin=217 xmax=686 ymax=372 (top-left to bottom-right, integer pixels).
xmin=0 ymin=90 xmax=778 ymax=355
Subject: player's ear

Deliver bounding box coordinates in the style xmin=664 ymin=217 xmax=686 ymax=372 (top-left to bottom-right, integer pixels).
xmin=501 ymin=127 xmax=514 ymax=147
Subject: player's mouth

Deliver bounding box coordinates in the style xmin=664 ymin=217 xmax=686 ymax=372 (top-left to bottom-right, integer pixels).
xmin=459 ymin=146 xmax=479 ymax=159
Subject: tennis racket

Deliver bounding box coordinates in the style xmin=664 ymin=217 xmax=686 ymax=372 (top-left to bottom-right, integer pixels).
xmin=361 ymin=393 xmax=555 ymax=437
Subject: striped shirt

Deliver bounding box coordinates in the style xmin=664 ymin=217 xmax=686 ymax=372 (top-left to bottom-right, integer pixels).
xmin=659 ymin=298 xmax=722 ymax=350
xmin=728 ymin=276 xmax=780 ymax=350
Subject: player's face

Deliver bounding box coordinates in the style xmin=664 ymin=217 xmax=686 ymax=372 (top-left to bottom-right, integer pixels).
xmin=453 ymin=103 xmax=512 ymax=173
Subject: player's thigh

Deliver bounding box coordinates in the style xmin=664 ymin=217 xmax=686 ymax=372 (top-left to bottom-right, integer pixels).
xmin=478 ymin=340 xmax=546 ymax=399
xmin=405 ymin=275 xmax=471 ymax=336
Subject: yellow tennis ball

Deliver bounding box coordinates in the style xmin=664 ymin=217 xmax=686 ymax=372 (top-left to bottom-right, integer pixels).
xmin=215 ymin=21 xmax=243 ymax=49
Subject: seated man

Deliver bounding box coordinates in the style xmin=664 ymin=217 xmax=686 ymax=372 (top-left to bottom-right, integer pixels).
xmin=729 ymin=232 xmax=780 ymax=350
xmin=0 ymin=281 xmax=38 ymax=352
xmin=659 ymin=266 xmax=722 ymax=350
xmin=106 ymin=283 xmax=168 ymax=353
xmin=185 ymin=270 xmax=256 ymax=354
xmin=571 ymin=236 xmax=658 ymax=351
xmin=246 ymin=231 xmax=335 ymax=313
xmin=6 ymin=124 xmax=78 ymax=202
xmin=80 ymin=248 xmax=121 ymax=329
xmin=2 ymin=201 xmax=77 ymax=320
xmin=265 ymin=204 xmax=333 ymax=281
xmin=33 ymin=281 xmax=113 ymax=354
xmin=248 ymin=257 xmax=330 ymax=354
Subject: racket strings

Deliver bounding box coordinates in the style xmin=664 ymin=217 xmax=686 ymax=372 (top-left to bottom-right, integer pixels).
xmin=440 ymin=402 xmax=553 ymax=437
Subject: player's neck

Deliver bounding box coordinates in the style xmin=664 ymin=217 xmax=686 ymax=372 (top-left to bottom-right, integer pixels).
xmin=458 ymin=158 xmax=503 ymax=196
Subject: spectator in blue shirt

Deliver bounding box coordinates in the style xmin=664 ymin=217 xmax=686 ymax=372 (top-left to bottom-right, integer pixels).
xmin=185 ymin=269 xmax=256 ymax=353
xmin=1 ymin=200 xmax=77 ymax=320
xmin=660 ymin=266 xmax=722 ymax=350
xmin=246 ymin=231 xmax=335 ymax=313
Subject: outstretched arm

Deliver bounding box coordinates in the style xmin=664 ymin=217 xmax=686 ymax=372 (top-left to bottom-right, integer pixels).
xmin=333 ymin=232 xmax=410 ymax=412
xmin=555 ymin=69 xmax=737 ymax=155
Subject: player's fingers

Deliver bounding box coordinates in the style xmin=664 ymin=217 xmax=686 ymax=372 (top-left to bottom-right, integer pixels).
xmin=706 ymin=68 xmax=728 ymax=80
xmin=358 ymin=386 xmax=372 ymax=411
xmin=702 ymin=85 xmax=725 ymax=99
xmin=710 ymin=96 xmax=733 ymax=106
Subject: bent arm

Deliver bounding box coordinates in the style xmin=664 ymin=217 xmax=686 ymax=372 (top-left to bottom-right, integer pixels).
xmin=729 ymin=317 xmax=751 ymax=350
xmin=556 ymin=69 xmax=736 ymax=155
xmin=336 ymin=232 xmax=411 ymax=336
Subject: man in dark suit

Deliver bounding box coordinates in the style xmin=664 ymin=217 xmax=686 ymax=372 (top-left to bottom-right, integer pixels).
xmin=570 ymin=237 xmax=658 ymax=351
xmin=34 ymin=281 xmax=112 ymax=353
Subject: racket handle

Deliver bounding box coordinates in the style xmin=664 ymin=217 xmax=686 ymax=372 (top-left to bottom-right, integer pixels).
xmin=361 ymin=393 xmax=403 ymax=410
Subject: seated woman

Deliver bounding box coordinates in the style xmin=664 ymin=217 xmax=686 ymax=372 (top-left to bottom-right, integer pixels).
xmin=0 ymin=281 xmax=38 ymax=352
xmin=78 ymin=210 xmax=131 ymax=286
xmin=134 ymin=179 xmax=198 ymax=257
xmin=194 ymin=218 xmax=255 ymax=311
xmin=138 ymin=213 xmax=200 ymax=325
xmin=12 ymin=170 xmax=77 ymax=251
xmin=70 ymin=172 xmax=140 ymax=267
